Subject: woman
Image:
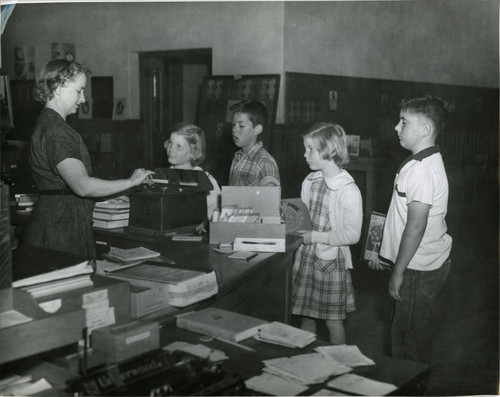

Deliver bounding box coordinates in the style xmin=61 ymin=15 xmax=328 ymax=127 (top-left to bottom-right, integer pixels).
xmin=24 ymin=59 xmax=153 ymax=258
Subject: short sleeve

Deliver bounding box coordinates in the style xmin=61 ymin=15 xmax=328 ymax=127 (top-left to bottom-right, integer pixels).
xmin=406 ymin=165 xmax=434 ymax=206
xmin=46 ymin=127 xmax=83 ymax=172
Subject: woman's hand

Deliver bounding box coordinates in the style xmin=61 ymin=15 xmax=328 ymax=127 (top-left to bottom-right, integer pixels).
xmin=296 ymin=230 xmax=312 ymax=244
xmin=129 ymin=168 xmax=155 ymax=186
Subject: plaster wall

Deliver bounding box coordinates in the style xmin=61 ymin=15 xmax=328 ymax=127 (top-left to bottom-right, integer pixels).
xmin=283 ymin=0 xmax=499 ymax=88
xmin=1 ymin=1 xmax=498 ymax=124
xmin=1 ymin=2 xmax=285 ymax=120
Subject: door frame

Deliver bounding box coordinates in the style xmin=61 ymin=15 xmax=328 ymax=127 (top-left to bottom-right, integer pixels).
xmin=139 ymin=48 xmax=212 ymax=168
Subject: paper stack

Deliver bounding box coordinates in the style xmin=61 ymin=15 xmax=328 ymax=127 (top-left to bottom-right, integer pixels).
xmin=255 ymin=321 xmax=316 ymax=348
xmin=12 ymin=261 xmax=94 ymax=299
xmin=93 ymin=196 xmax=130 ymax=229
xmin=315 ymin=345 xmax=375 ymax=367
xmin=263 ymin=353 xmax=351 ymax=384
xmin=104 ymin=262 xmax=218 ymax=308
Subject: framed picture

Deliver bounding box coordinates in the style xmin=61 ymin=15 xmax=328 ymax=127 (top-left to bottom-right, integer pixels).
xmin=197 ymin=74 xmax=280 ymax=185
xmin=346 ymin=135 xmax=360 ymax=157
xmin=361 ymin=211 xmax=387 ymax=264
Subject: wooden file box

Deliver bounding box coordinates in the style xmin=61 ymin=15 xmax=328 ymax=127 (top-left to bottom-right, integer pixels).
xmin=36 ymin=275 xmax=131 ymax=324
xmin=0 ymin=288 xmax=85 ymax=365
xmin=209 ymin=186 xmax=286 ymax=251
xmin=92 ymin=320 xmax=160 ymax=363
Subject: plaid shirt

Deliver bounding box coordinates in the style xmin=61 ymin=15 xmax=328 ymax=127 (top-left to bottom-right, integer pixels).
xmin=228 ymin=142 xmax=280 ymax=186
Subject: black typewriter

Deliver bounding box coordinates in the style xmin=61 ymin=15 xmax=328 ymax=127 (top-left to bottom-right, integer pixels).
xmin=66 ymin=348 xmax=245 ymax=396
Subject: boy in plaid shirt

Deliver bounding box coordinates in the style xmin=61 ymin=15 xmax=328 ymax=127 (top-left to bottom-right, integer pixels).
xmin=228 ymin=100 xmax=280 ymax=186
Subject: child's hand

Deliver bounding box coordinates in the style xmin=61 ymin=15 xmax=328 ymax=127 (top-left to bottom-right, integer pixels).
xmin=368 ymin=257 xmax=390 ymax=271
xmin=296 ymin=230 xmax=312 ymax=244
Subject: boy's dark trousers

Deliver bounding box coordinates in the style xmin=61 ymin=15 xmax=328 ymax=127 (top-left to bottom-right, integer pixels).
xmin=390 ymin=259 xmax=451 ymax=364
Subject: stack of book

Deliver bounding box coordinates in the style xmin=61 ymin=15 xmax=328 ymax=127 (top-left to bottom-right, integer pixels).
xmin=14 ymin=194 xmax=38 ymax=213
xmin=254 ymin=321 xmax=316 ymax=348
xmin=104 ymin=262 xmax=218 ymax=308
xmin=93 ymin=196 xmax=130 ymax=229
xmin=12 ymin=261 xmax=94 ymax=299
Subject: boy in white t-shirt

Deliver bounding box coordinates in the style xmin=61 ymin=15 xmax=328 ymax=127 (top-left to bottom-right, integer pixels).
xmin=369 ymin=95 xmax=452 ymax=364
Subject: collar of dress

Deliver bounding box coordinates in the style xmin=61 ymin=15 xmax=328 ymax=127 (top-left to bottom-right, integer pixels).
xmin=306 ymin=169 xmax=355 ymax=191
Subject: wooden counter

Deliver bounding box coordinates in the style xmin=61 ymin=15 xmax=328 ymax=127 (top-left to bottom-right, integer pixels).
xmin=93 ymin=228 xmax=303 ymax=324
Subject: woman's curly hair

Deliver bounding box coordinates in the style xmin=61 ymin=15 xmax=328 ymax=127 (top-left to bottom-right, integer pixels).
xmin=33 ymin=59 xmax=91 ymax=104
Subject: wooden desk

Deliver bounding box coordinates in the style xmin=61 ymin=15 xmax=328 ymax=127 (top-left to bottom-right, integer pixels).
xmin=93 ymin=228 xmax=303 ymax=324
xmin=164 ymin=326 xmax=431 ymax=396
xmin=7 ymin=322 xmax=430 ymax=396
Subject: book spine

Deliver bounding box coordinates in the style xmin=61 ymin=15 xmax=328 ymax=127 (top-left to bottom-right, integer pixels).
xmin=168 ymin=272 xmax=217 ymax=294
xmin=176 ymin=317 xmax=236 ymax=341
xmin=168 ymin=285 xmax=218 ymax=307
xmin=93 ymin=219 xmax=129 ymax=229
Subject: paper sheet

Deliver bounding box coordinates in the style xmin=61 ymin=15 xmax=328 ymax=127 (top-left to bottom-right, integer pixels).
xmin=245 ymin=373 xmax=308 ymax=396
xmin=327 ymin=373 xmax=397 ymax=395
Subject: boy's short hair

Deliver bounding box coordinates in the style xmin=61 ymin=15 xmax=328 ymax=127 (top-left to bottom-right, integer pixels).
xmin=170 ymin=123 xmax=206 ymax=166
xmin=400 ymin=95 xmax=450 ymax=135
xmin=303 ymin=122 xmax=350 ymax=168
xmin=231 ymin=100 xmax=267 ymax=128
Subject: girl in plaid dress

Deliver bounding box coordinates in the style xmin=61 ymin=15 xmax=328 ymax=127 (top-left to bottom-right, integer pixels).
xmin=292 ymin=122 xmax=363 ymax=344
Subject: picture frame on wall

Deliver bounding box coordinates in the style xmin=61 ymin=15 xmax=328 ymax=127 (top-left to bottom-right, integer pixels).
xmin=197 ymin=74 xmax=281 ymax=185
xmin=361 ymin=211 xmax=388 ymax=267
xmin=346 ymin=135 xmax=360 ymax=158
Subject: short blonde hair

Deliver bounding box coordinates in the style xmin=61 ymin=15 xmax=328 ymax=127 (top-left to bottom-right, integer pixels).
xmin=169 ymin=123 xmax=206 ymax=166
xmin=302 ymin=122 xmax=350 ymax=167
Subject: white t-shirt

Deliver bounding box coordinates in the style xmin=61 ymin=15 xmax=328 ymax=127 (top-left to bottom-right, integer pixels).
xmin=380 ymin=147 xmax=452 ymax=271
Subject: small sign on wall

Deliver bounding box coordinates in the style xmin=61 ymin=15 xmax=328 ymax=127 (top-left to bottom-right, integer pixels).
xmin=113 ymin=98 xmax=127 ymax=120
xmin=79 ymin=98 xmax=92 ymax=120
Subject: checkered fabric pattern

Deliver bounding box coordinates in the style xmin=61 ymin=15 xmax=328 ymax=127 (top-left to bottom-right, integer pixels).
xmin=291 ymin=177 xmax=356 ymax=320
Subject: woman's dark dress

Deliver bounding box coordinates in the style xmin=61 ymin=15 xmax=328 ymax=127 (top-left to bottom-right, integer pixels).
xmin=24 ymin=108 xmax=96 ymax=258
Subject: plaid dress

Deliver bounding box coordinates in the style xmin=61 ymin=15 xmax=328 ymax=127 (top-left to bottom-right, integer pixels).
xmin=291 ymin=177 xmax=356 ymax=320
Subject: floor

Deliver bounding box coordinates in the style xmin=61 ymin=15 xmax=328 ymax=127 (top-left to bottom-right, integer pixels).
xmin=339 ymin=181 xmax=499 ymax=395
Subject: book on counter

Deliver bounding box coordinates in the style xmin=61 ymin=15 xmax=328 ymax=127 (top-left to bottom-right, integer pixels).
xmin=93 ymin=218 xmax=129 ymax=229
xmin=255 ymin=321 xmax=316 ymax=348
xmin=92 ymin=211 xmax=130 ymax=221
xmin=176 ymin=307 xmax=268 ymax=342
xmin=94 ymin=196 xmax=130 ymax=210
xmin=104 ymin=262 xmax=218 ymax=307
xmin=12 ymin=260 xmax=95 ymax=299
xmin=19 ymin=274 xmax=94 ymax=299
xmin=106 ymin=246 xmax=160 ymax=262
